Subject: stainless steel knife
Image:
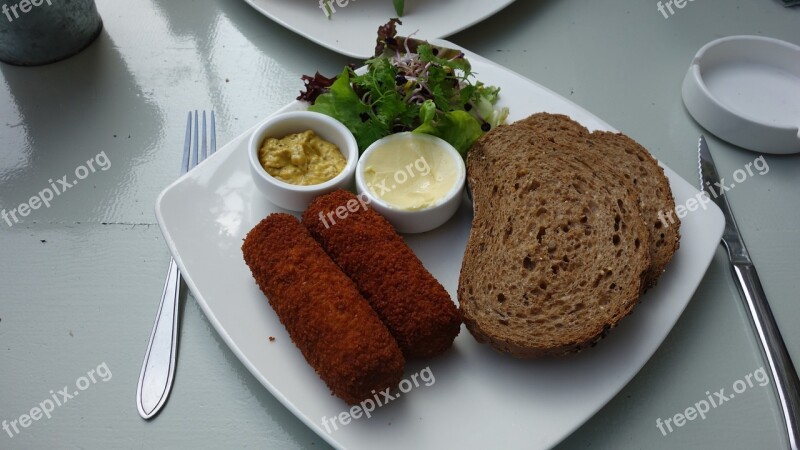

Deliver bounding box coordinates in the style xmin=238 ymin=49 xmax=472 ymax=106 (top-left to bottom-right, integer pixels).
xmin=698 ymin=135 xmax=800 ymax=450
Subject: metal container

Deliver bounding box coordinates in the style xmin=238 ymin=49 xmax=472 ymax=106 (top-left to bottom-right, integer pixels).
xmin=0 ymin=0 xmax=102 ymax=66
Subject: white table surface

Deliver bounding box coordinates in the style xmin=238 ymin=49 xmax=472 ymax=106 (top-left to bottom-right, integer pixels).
xmin=1 ymin=1 xmax=798 ymax=449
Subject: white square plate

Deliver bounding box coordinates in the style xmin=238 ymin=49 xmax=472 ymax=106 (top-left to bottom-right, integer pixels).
xmin=241 ymin=0 xmax=517 ymax=59
xmin=155 ymin=40 xmax=725 ymax=450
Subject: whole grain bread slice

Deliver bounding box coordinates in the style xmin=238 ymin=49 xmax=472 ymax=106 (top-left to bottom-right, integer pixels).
xmin=518 ymin=113 xmax=680 ymax=288
xmin=458 ymin=121 xmax=651 ymax=357
xmin=591 ymin=131 xmax=680 ymax=287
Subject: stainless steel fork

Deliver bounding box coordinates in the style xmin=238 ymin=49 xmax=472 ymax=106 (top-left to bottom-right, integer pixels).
xmin=136 ymin=111 xmax=216 ymax=420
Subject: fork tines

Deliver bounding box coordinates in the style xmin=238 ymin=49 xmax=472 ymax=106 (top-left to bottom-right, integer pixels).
xmin=183 ymin=111 xmax=217 ymax=175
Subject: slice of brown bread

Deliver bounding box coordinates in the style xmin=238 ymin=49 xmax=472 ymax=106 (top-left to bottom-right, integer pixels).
xmin=458 ymin=120 xmax=651 ymax=357
xmin=591 ymin=131 xmax=680 ymax=287
xmin=517 ymin=113 xmax=680 ymax=288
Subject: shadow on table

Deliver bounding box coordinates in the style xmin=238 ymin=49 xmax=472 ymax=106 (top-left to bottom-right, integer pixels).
xmin=0 ymin=27 xmax=162 ymax=221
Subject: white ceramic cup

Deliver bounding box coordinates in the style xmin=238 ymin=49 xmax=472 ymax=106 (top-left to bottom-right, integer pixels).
xmin=248 ymin=111 xmax=358 ymax=211
xmin=355 ymin=132 xmax=466 ymax=234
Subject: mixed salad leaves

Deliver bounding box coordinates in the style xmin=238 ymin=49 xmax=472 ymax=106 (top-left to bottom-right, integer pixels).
xmin=297 ymin=19 xmax=508 ymax=156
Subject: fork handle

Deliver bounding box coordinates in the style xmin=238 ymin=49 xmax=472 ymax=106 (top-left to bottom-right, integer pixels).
xmin=136 ymin=258 xmax=181 ymax=419
xmin=732 ymin=263 xmax=800 ymax=450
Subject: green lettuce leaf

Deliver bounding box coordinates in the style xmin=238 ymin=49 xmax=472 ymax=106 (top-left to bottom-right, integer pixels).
xmin=413 ymin=110 xmax=483 ymax=157
xmin=393 ymin=0 xmax=404 ymax=16
xmin=308 ymin=67 xmax=366 ymax=130
xmin=308 ymin=68 xmax=383 ymax=151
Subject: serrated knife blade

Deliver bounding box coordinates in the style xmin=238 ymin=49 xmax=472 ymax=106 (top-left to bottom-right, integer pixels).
xmin=698 ymin=135 xmax=751 ymax=264
xmin=698 ymin=135 xmax=800 ymax=450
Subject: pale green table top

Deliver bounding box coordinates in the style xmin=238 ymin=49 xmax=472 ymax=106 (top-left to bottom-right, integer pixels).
xmin=1 ymin=0 xmax=798 ymax=449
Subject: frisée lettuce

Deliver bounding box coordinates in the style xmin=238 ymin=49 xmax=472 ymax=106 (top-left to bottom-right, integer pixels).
xmin=297 ymin=19 xmax=508 ymax=156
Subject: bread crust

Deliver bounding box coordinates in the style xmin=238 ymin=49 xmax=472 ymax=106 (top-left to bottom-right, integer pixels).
xmin=458 ymin=115 xmax=662 ymax=358
xmin=592 ymin=131 xmax=680 ymax=288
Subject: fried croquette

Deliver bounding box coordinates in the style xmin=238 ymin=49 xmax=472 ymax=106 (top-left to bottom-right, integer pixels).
xmin=302 ymin=190 xmax=461 ymax=359
xmin=241 ymin=213 xmax=404 ymax=404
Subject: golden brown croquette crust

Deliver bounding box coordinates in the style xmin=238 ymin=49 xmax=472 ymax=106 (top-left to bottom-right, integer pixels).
xmin=241 ymin=213 xmax=404 ymax=404
xmin=302 ymin=190 xmax=461 ymax=359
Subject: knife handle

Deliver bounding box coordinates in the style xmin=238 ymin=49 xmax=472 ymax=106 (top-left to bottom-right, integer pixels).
xmin=732 ymin=263 xmax=800 ymax=450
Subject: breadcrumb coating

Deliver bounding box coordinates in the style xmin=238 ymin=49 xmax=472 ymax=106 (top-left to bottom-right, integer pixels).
xmin=242 ymin=213 xmax=404 ymax=404
xmin=303 ymin=190 xmax=461 ymax=359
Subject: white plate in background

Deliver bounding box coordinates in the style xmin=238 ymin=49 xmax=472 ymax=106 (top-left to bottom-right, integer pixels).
xmin=241 ymin=0 xmax=517 ymax=59
xmin=155 ymin=40 xmax=725 ymax=450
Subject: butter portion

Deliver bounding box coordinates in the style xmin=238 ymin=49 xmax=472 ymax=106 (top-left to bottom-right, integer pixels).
xmin=362 ymin=136 xmax=458 ymax=211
